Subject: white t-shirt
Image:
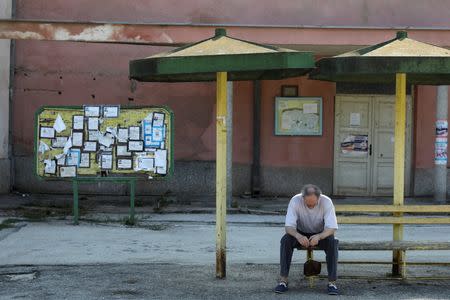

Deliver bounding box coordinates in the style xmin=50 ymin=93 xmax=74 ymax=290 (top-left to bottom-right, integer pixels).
xmin=285 ymin=193 xmax=338 ymax=234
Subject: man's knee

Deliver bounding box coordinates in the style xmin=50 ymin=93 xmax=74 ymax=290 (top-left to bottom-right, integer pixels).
xmin=322 ymin=235 xmax=339 ymax=249
xmin=280 ymin=234 xmax=295 ymax=246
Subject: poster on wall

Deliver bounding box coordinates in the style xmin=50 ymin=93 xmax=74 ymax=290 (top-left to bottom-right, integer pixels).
xmin=436 ymin=120 xmax=448 ymax=137
xmin=435 ymin=137 xmax=448 ymax=165
xmin=340 ymin=134 xmax=368 ymax=156
xmin=274 ymin=97 xmax=322 ymax=136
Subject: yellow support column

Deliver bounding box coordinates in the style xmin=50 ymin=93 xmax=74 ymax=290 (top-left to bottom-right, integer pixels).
xmin=393 ymin=73 xmax=406 ymax=277
xmin=216 ymin=71 xmax=228 ymax=278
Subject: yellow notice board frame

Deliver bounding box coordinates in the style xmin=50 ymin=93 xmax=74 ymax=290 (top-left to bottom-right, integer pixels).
xmin=34 ymin=105 xmax=174 ymax=181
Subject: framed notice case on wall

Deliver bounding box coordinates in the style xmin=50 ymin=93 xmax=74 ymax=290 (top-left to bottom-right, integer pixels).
xmin=274 ymin=97 xmax=323 ymax=136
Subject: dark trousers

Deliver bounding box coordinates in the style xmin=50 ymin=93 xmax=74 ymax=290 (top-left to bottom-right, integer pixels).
xmin=280 ymin=231 xmax=339 ymax=281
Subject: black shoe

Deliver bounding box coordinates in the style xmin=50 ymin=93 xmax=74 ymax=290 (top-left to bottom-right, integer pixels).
xmin=327 ymin=283 xmax=338 ymax=295
xmin=274 ymin=282 xmax=288 ymax=294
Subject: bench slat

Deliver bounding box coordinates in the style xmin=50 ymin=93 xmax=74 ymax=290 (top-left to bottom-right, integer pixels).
xmin=335 ymin=205 xmax=450 ymax=213
xmin=338 ymin=216 xmax=450 ymax=224
xmin=298 ymin=241 xmax=450 ymax=251
xmin=338 ymin=241 xmax=450 ymax=251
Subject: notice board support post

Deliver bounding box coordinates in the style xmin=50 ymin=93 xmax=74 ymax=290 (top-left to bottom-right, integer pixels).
xmin=129 ymin=178 xmax=136 ymax=224
xmin=73 ymin=179 xmax=79 ymax=225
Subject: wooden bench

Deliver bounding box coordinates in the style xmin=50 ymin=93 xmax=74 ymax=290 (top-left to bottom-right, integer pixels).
xmin=300 ymin=204 xmax=450 ymax=283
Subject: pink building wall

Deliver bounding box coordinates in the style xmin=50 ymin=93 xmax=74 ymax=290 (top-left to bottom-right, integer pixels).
xmin=16 ymin=0 xmax=450 ymax=27
xmin=10 ymin=0 xmax=450 ymax=195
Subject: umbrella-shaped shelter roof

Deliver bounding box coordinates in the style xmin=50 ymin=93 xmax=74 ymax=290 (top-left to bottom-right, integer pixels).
xmin=310 ymin=31 xmax=450 ymax=84
xmin=129 ymin=28 xmax=315 ymax=82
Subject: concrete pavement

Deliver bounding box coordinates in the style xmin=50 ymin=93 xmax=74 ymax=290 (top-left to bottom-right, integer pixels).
xmin=1 ymin=202 xmax=450 ymax=299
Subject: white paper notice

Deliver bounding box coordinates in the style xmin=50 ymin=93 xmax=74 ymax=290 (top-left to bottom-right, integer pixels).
xmin=40 ymin=127 xmax=55 ymax=139
xmin=83 ymin=141 xmax=97 ymax=152
xmin=152 ymin=127 xmax=164 ymax=142
xmin=52 ymin=136 xmax=68 ymax=148
xmin=79 ymin=152 xmax=90 ymax=168
xmin=73 ymin=115 xmax=84 ymax=130
xmin=60 ymin=166 xmax=77 ymax=177
xmin=106 ymin=126 xmax=117 ymax=138
xmin=55 ymin=153 xmax=66 ymax=166
xmin=137 ymin=157 xmax=154 ymax=171
xmin=63 ymin=136 xmax=72 ymax=154
xmin=156 ymin=165 xmax=167 ymax=175
xmin=350 ymin=113 xmax=361 ymax=126
xmin=117 ymin=144 xmax=131 ymax=156
xmin=303 ymin=103 xmax=318 ymax=114
xmin=88 ymin=118 xmax=99 ymax=130
xmin=72 ymin=131 xmax=83 ymax=147
xmin=153 ymin=113 xmax=165 ymax=127
xmin=100 ymin=153 xmax=113 ymax=169
xmin=117 ymin=128 xmax=129 ymax=142
xmin=103 ymin=106 xmax=120 ymax=118
xmin=129 ymin=126 xmax=141 ymax=140
xmin=39 ymin=141 xmax=50 ymax=154
xmin=98 ymin=134 xmax=114 ymax=148
xmin=155 ymin=149 xmax=167 ymax=168
xmin=117 ymin=158 xmax=132 ymax=169
xmin=88 ymin=130 xmax=100 ymax=141
xmin=53 ymin=114 xmax=66 ymax=133
xmin=84 ymin=106 xmax=101 ymax=117
xmin=44 ymin=159 xmax=56 ymax=174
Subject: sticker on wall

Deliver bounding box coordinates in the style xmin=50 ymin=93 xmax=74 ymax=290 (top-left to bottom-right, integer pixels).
xmin=435 ymin=137 xmax=448 ymax=165
xmin=436 ymin=120 xmax=448 ymax=137
xmin=340 ymin=134 xmax=368 ymax=156
xmin=350 ymin=113 xmax=361 ymax=126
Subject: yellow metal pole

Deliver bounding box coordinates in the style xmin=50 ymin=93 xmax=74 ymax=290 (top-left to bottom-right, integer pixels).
xmin=216 ymin=71 xmax=228 ymax=278
xmin=393 ymin=72 xmax=406 ymax=277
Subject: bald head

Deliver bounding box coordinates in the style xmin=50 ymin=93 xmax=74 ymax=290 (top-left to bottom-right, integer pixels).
xmin=301 ymin=184 xmax=321 ymax=209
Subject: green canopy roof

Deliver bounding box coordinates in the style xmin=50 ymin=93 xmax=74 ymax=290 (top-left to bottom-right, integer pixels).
xmin=310 ymin=31 xmax=450 ymax=84
xmin=129 ymin=28 xmax=315 ymax=82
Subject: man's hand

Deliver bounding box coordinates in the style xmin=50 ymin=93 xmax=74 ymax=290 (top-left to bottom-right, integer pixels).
xmin=309 ymin=234 xmax=321 ymax=247
xmin=296 ymin=233 xmax=310 ymax=248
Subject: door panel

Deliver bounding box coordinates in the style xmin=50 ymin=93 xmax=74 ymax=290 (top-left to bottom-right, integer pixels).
xmin=333 ymin=96 xmax=371 ymax=196
xmin=371 ymin=95 xmax=412 ymax=195
xmin=334 ymin=94 xmax=412 ymax=196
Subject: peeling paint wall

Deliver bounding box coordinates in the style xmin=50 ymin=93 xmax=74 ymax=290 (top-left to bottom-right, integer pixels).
xmin=15 ymin=0 xmax=450 ymax=27
xmin=10 ymin=1 xmax=450 ymax=196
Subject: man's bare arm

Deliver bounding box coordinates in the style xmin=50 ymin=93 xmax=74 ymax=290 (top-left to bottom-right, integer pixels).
xmin=285 ymin=226 xmax=310 ymax=247
xmin=319 ymin=228 xmax=336 ymax=239
xmin=309 ymin=228 xmax=336 ymax=246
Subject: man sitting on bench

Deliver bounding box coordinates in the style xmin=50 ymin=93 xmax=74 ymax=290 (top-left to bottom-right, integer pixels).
xmin=274 ymin=184 xmax=339 ymax=295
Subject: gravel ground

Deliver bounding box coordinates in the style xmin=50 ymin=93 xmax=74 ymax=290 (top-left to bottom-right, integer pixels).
xmin=1 ymin=263 xmax=450 ymax=300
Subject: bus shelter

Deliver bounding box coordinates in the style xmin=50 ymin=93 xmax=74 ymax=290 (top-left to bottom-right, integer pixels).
xmin=310 ymin=31 xmax=450 ymax=275
xmin=129 ymin=28 xmax=315 ymax=278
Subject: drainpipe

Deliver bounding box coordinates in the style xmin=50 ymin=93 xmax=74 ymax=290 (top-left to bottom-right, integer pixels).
xmin=434 ymin=86 xmax=448 ymax=203
xmin=251 ymin=80 xmax=261 ymax=197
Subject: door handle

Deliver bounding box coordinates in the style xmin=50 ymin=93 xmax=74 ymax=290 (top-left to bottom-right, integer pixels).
xmin=369 ymin=144 xmax=372 ymax=156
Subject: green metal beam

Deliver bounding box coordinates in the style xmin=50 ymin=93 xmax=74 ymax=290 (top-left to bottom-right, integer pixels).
xmin=311 ymin=57 xmax=450 ymax=84
xmin=130 ymin=52 xmax=315 ymax=82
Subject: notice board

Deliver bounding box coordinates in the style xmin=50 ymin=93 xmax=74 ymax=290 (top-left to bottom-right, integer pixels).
xmin=35 ymin=105 xmax=173 ymax=179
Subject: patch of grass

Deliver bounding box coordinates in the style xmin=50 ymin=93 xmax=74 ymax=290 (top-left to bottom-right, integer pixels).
xmin=0 ymin=218 xmax=21 ymax=230
xmin=122 ymin=216 xmax=139 ymax=226
xmin=141 ymin=223 xmax=169 ymax=231
xmin=111 ymin=289 xmax=141 ymax=296
xmin=153 ymin=191 xmax=173 ymax=213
